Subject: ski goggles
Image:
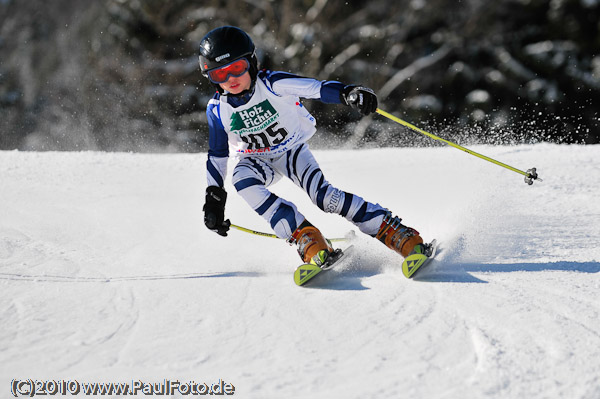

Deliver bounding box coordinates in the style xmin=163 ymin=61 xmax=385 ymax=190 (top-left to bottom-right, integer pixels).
xmin=207 ymin=58 xmax=250 ymax=84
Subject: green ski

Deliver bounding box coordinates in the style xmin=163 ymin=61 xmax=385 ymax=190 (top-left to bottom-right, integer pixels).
xmin=293 ymin=246 xmax=353 ymax=286
xmin=402 ymin=239 xmax=438 ymax=278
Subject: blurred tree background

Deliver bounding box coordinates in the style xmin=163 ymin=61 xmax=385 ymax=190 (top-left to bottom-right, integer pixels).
xmin=0 ymin=0 xmax=598 ymax=152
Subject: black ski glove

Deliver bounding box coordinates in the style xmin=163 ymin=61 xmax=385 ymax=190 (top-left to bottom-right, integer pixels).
xmin=203 ymin=186 xmax=231 ymax=237
xmin=341 ymin=85 xmax=378 ymax=115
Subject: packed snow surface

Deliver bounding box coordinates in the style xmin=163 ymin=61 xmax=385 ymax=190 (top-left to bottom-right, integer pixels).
xmin=1 ymin=143 xmax=599 ymax=398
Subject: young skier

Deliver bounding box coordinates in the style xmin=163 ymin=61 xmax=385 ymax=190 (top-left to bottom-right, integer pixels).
xmin=200 ymin=26 xmax=426 ymax=267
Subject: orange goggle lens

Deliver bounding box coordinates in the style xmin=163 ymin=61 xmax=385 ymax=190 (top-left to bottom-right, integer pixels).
xmin=207 ymin=58 xmax=249 ymax=84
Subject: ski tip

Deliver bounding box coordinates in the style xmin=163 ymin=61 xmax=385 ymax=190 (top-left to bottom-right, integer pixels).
xmin=293 ymin=246 xmax=353 ymax=286
xmin=402 ymin=253 xmax=429 ymax=278
xmin=402 ymin=239 xmax=437 ymax=278
xmin=294 ymin=264 xmax=322 ymax=286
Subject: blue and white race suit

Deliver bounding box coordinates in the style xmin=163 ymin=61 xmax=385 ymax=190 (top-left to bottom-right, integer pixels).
xmin=206 ymin=70 xmax=387 ymax=239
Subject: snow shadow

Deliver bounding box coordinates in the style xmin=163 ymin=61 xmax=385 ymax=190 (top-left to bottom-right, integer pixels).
xmin=0 ymin=271 xmax=262 ymax=283
xmin=461 ymin=261 xmax=600 ymax=274
xmin=299 ymin=269 xmax=379 ymax=291
xmin=414 ymin=260 xmax=600 ymax=283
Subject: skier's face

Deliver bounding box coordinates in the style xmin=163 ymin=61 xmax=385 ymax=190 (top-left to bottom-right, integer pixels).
xmin=219 ymin=71 xmax=251 ymax=95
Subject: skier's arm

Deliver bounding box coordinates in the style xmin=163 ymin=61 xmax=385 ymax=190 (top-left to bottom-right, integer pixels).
xmin=204 ymin=98 xmax=230 ymax=236
xmin=263 ymin=71 xmax=377 ymax=114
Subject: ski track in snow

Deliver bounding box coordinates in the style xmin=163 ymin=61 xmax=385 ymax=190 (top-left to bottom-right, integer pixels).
xmin=0 ymin=144 xmax=599 ymax=398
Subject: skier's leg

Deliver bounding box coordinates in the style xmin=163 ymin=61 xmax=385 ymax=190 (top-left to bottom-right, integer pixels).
xmin=233 ymin=156 xmax=333 ymax=264
xmin=280 ymin=143 xmax=423 ymax=257
xmin=232 ymin=157 xmax=304 ymax=239
xmin=279 ymin=143 xmax=385 ymax=234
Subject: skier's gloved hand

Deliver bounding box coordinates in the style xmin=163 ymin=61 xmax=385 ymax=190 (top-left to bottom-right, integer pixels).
xmin=203 ymin=186 xmax=231 ymax=237
xmin=341 ymin=85 xmax=378 ymax=115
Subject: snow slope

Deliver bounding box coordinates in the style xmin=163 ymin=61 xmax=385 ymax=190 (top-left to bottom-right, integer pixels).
xmin=1 ymin=144 xmax=599 ymax=399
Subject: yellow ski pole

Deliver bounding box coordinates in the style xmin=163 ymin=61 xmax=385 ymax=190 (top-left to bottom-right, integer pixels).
xmin=230 ymin=223 xmax=350 ymax=243
xmin=375 ymin=108 xmax=542 ymax=185
xmin=231 ymin=223 xmax=279 ymax=239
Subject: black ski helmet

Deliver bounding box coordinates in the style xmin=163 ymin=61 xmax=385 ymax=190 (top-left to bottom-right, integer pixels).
xmin=199 ymin=26 xmax=258 ymax=92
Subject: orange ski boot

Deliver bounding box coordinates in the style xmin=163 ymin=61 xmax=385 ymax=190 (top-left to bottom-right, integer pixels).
xmin=375 ymin=211 xmax=423 ymax=257
xmin=289 ymin=220 xmax=334 ymax=266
